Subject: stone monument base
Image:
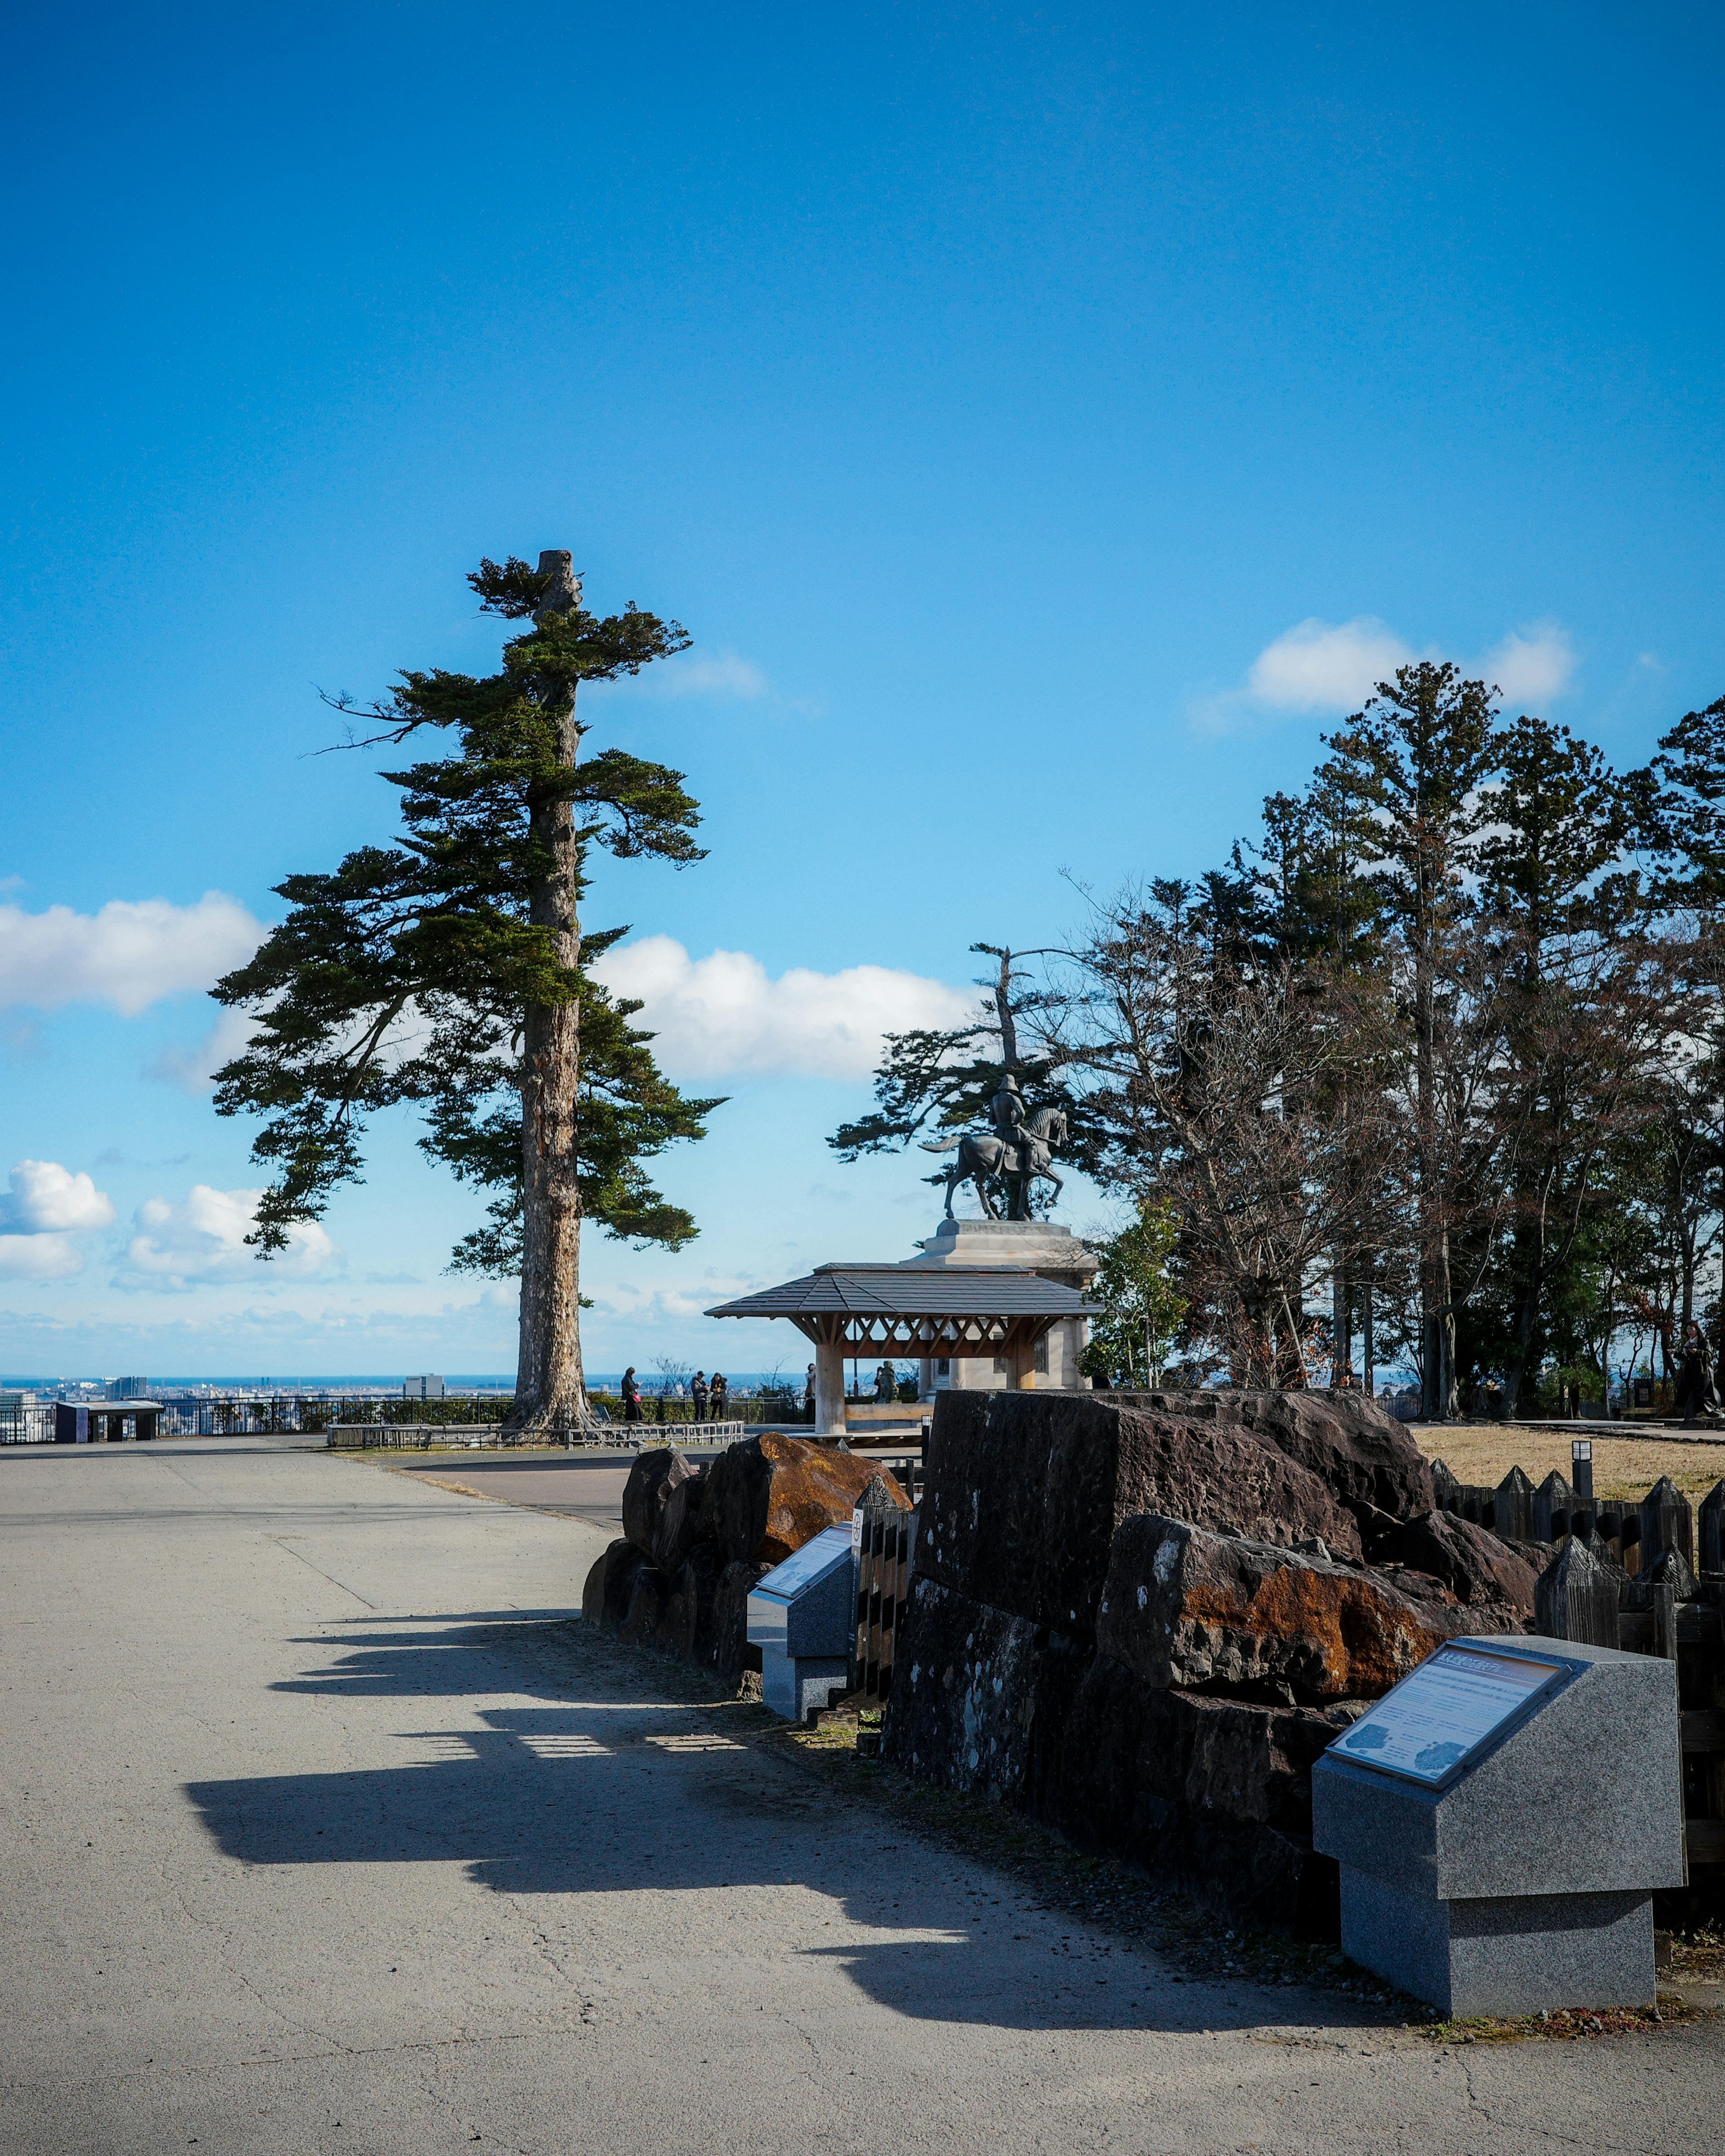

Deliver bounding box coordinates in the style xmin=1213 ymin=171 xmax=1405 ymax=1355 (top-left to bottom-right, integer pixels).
xmin=902 ymin=1216 xmax=1096 ymax=1286
xmin=902 ymin=1219 xmax=1099 ymax=1396
xmin=760 ymin=1648 xmax=850 ymax=1724
xmin=1340 ymin=1869 xmax=1654 ymax=2017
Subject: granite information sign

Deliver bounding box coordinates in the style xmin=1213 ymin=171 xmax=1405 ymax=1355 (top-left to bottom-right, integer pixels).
xmin=1329 ymin=1643 xmax=1566 ymax=1789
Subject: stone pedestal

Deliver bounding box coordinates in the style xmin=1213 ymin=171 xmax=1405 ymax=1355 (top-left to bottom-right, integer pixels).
xmin=902 ymin=1220 xmax=1098 ymax=1396
xmin=1313 ymin=1635 xmax=1685 ymax=2016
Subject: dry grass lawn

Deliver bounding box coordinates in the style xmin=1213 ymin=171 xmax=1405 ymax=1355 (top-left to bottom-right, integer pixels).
xmin=1412 ymin=1423 xmax=1725 ymax=1504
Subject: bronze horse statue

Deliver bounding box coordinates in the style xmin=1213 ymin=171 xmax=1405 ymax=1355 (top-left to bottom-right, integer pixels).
xmin=920 ymin=1107 xmax=1067 ymax=1220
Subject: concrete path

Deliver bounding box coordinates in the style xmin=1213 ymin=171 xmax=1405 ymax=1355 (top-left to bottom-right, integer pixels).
xmin=384 ymin=1451 xmax=635 ymax=1536
xmin=1 ymin=1445 xmax=1719 ymax=2156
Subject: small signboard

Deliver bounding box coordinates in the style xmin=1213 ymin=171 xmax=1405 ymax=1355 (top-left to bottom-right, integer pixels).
xmin=1328 ymin=1644 xmax=1568 ymax=1790
xmin=756 ymin=1524 xmax=853 ymax=1604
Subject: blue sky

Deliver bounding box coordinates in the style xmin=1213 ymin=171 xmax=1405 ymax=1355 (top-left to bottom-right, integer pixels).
xmin=2 ymin=4 xmax=1721 ymax=1380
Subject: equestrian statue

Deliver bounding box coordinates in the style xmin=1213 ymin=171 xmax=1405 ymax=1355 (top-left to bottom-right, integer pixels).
xmin=920 ymin=1072 xmax=1067 ymax=1220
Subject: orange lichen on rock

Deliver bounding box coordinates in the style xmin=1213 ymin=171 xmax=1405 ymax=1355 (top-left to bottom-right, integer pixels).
xmin=1097 ymin=1512 xmax=1510 ymax=1702
xmin=707 ymin=1432 xmax=908 ymax=1568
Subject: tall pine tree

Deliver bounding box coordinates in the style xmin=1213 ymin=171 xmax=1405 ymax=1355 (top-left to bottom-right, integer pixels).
xmin=212 ymin=550 xmax=720 ymax=1431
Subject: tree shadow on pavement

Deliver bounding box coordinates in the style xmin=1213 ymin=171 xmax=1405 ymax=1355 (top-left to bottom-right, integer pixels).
xmin=183 ymin=1617 xmax=1375 ymax=2042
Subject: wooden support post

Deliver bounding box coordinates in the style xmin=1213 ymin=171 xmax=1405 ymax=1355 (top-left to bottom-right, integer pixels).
xmin=814 ymin=1333 xmax=847 ymax=1440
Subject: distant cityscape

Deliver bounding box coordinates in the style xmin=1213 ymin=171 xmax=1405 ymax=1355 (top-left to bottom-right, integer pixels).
xmin=0 ymin=1373 xmax=511 ymax=1406
xmin=0 ymin=1367 xmax=805 ymax=1406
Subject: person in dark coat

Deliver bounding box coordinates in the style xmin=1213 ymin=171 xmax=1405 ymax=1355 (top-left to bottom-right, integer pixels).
xmin=710 ymin=1371 xmax=729 ymax=1418
xmin=621 ymin=1367 xmax=642 ymax=1423
xmin=1674 ymin=1321 xmax=1718 ymax=1424
xmin=692 ymin=1371 xmax=709 ymax=1423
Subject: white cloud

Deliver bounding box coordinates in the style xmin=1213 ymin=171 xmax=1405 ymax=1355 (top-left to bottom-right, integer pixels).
xmin=590 ymin=936 xmax=976 ymax=1081
xmin=1479 ymin=622 xmax=1574 ymax=706
xmin=0 ymin=1233 xmax=84 ymax=1281
xmin=0 ymin=1160 xmax=117 ymax=1281
xmin=149 ymin=1007 xmax=265 ymax=1092
xmin=628 ymin=649 xmax=772 ymax=700
xmin=0 ymin=1159 xmax=116 ymax=1233
xmin=117 ymin=1185 xmax=341 ymax=1292
xmin=1244 ymin=616 xmax=1415 ymax=714
xmin=1209 ymin=614 xmax=1579 ymax=730
xmin=0 ymin=892 xmax=265 ymax=1016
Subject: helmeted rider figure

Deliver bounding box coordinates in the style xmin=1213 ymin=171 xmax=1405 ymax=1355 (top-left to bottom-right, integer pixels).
xmin=990 ymin=1073 xmax=1028 ymax=1163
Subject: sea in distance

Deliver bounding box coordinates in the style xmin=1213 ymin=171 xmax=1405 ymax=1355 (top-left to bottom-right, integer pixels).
xmin=0 ymin=1367 xmax=858 ymax=1395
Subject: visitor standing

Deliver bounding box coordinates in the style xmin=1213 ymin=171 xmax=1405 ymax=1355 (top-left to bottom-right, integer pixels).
xmin=1675 ymin=1320 xmax=1717 ymax=1424
xmin=621 ymin=1367 xmax=642 ymax=1424
xmin=804 ymin=1363 xmax=817 ymax=1422
xmin=875 ymin=1360 xmax=897 ymax=1403
xmin=692 ymin=1370 xmax=709 ymax=1422
xmin=710 ymin=1371 xmax=729 ymax=1419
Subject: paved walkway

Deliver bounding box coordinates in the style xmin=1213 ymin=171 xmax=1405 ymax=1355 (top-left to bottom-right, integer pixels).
xmin=1 ymin=1442 xmax=1719 ymax=2154
xmin=384 ymin=1451 xmax=636 ymax=1535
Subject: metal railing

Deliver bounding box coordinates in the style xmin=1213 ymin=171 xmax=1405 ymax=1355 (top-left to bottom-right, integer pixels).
xmin=0 ymin=1394 xmax=515 ymax=1444
xmin=325 ymin=1418 xmax=750 ymax=1451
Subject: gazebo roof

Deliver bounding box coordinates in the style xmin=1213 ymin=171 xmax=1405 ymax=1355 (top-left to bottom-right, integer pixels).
xmin=706 ymin=1262 xmax=1097 ymax=1323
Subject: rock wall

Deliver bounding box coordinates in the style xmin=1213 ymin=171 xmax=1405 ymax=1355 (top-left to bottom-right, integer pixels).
xmin=887 ymin=1387 xmax=1530 ymax=1939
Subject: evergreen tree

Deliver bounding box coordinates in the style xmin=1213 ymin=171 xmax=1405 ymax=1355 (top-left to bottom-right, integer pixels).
xmin=1473 ymin=714 xmax=1663 ymax=1412
xmin=1644 ymin=693 xmax=1725 ymax=905
xmin=212 ymin=550 xmax=720 ymax=1431
xmin=1321 ymin=661 xmax=1502 ymax=1418
xmin=829 ymin=943 xmax=1087 ymax=1198
xmin=1079 ymin=1199 xmax=1187 ymax=1387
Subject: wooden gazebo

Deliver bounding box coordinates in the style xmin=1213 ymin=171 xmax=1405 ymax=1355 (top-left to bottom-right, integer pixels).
xmin=707 ymin=1262 xmax=1097 ymax=1437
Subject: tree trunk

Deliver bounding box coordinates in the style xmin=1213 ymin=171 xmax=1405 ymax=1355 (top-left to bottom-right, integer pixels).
xmin=511 ymin=667 xmax=586 ymax=1433
xmin=1500 ymin=1219 xmax=1542 ymax=1418
xmin=1331 ymin=1250 xmax=1351 ymax=1386
xmin=1415 ymin=890 xmax=1442 ymax=1423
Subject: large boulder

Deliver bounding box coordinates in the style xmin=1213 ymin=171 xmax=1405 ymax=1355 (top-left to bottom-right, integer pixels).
xmin=621 ymin=1446 xmax=701 ymax=1559
xmin=655 ymin=1547 xmax=720 ymax=1660
xmin=916 ymin=1392 xmax=1361 ymax=1640
xmin=704 ymin=1433 xmax=906 ymax=1568
xmin=1096 ymin=1514 xmax=1499 ymax=1702
xmin=652 ymin=1470 xmax=710 ymax=1574
xmin=581 ymin=1536 xmax=645 ymax=1629
xmin=1234 ymin=1389 xmax=1434 ymax=1524
xmin=708 ymin=1559 xmax=769 ymax=1687
xmin=1366 ymin=1508 xmax=1539 ymax=1616
xmin=1113 ymin=1391 xmax=1245 ymax=1423
xmin=1022 ymin=1651 xmax=1349 ymax=1936
xmin=618 ymin=1562 xmax=670 ymax=1647
xmin=882 ymin=1575 xmax=1085 ymax=1801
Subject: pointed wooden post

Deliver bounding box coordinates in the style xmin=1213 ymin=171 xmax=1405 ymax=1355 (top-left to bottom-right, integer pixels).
xmin=1535 ymin=1534 xmax=1621 ymax=1647
xmin=1698 ymin=1480 xmax=1725 ymax=1576
xmin=1495 ymin=1465 xmax=1535 ymax=1542
xmin=1640 ymin=1476 xmax=1695 ymax=1573
xmin=852 ymin=1475 xmax=909 ymax=1703
xmin=1531 ymin=1470 xmax=1572 ymax=1547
